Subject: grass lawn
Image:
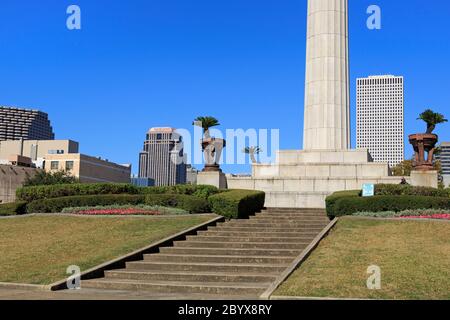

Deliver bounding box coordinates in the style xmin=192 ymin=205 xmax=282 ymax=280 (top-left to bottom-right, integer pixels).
xmin=275 ymin=217 xmax=450 ymax=300
xmin=0 ymin=214 xmax=215 ymax=285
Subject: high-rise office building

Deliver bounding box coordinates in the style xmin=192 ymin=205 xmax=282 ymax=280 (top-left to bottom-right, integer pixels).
xmin=356 ymin=75 xmax=404 ymax=167
xmin=435 ymin=142 xmax=450 ymax=187
xmin=138 ymin=127 xmax=187 ymax=186
xmin=0 ymin=106 xmax=54 ymax=141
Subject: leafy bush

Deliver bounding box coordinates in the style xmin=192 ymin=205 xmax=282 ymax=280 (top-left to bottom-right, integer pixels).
xmin=24 ymin=170 xmax=79 ymax=186
xmin=375 ymin=184 xmax=448 ymax=197
xmin=18 ymin=183 xmax=220 ymax=203
xmin=142 ymin=184 xmax=219 ymax=200
xmin=330 ymin=195 xmax=450 ymax=217
xmin=145 ymin=194 xmax=210 ymax=213
xmin=17 ymin=183 xmax=140 ymax=202
xmin=325 ymin=190 xmax=361 ymax=218
xmin=27 ymin=194 xmax=145 ymax=213
xmin=208 ymin=189 xmax=265 ymax=219
xmin=0 ymin=202 xmax=27 ymax=216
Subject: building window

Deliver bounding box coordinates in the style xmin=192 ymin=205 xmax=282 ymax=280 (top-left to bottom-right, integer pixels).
xmin=48 ymin=149 xmax=65 ymax=155
xmin=50 ymin=161 xmax=59 ymax=170
xmin=65 ymin=161 xmax=74 ymax=171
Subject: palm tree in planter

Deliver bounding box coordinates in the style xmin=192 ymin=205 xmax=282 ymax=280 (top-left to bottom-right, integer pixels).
xmin=242 ymin=146 xmax=262 ymax=164
xmin=409 ymin=109 xmax=448 ymax=170
xmin=193 ymin=116 xmax=226 ymax=172
xmin=193 ymin=116 xmax=220 ymax=139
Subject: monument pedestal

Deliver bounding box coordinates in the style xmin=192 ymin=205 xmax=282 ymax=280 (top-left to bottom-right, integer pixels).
xmin=227 ymin=149 xmax=407 ymax=208
xmin=197 ymin=171 xmax=227 ymax=189
xmin=410 ymin=170 xmax=438 ymax=188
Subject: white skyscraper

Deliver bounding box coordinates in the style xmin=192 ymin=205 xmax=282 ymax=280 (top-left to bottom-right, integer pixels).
xmin=356 ymin=75 xmax=404 ymax=167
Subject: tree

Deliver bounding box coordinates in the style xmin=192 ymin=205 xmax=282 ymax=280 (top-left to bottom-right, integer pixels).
xmin=417 ymin=109 xmax=448 ymax=134
xmin=193 ymin=116 xmax=220 ymax=138
xmin=391 ymin=160 xmax=413 ymax=176
xmin=24 ymin=170 xmax=79 ymax=186
xmin=242 ymin=146 xmax=262 ymax=164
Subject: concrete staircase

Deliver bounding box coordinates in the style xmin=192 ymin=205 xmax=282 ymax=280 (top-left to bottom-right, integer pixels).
xmin=82 ymin=208 xmax=330 ymax=298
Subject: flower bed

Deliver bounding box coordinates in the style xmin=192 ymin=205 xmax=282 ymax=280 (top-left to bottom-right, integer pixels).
xmin=352 ymin=209 xmax=450 ymax=220
xmin=73 ymin=208 xmax=161 ymax=216
xmin=61 ymin=205 xmax=189 ymax=216
xmin=397 ymin=214 xmax=450 ymax=220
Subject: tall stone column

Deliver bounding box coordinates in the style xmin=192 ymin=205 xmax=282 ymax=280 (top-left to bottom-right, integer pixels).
xmin=303 ymin=0 xmax=350 ymax=150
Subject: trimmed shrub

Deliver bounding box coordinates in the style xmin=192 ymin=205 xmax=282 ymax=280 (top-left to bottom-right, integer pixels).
xmin=141 ymin=185 xmax=219 ymax=200
xmin=208 ymin=190 xmax=265 ymax=219
xmin=144 ymin=194 xmax=210 ymax=213
xmin=17 ymin=183 xmax=140 ymax=202
xmin=0 ymin=202 xmax=27 ymax=216
xmin=325 ymin=190 xmax=361 ymax=218
xmin=331 ymin=195 xmax=450 ymax=217
xmin=27 ymin=194 xmax=145 ymax=213
xmin=375 ymin=184 xmax=448 ymax=197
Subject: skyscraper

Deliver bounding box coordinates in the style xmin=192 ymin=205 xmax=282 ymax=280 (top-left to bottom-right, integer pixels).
xmin=435 ymin=142 xmax=450 ymax=187
xmin=138 ymin=127 xmax=187 ymax=186
xmin=0 ymin=106 xmax=54 ymax=141
xmin=356 ymin=75 xmax=404 ymax=167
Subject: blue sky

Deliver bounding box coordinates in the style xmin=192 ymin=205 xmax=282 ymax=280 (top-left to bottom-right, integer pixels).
xmin=0 ymin=0 xmax=449 ymax=174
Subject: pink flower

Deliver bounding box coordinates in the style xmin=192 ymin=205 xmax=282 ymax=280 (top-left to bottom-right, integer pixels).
xmin=398 ymin=213 xmax=450 ymax=220
xmin=73 ymin=208 xmax=162 ymax=216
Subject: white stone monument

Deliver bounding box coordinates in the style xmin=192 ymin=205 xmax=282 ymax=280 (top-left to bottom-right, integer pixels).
xmin=227 ymin=0 xmax=406 ymax=208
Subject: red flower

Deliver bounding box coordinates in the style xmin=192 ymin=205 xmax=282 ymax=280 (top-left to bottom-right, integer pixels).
xmin=73 ymin=208 xmax=162 ymax=216
xmin=398 ymin=213 xmax=450 ymax=220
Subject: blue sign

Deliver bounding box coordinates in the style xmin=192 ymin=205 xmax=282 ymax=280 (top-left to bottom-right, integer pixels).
xmin=362 ymin=184 xmax=375 ymax=197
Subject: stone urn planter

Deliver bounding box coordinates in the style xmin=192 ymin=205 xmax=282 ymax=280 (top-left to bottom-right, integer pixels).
xmin=201 ymin=137 xmax=226 ymax=172
xmin=408 ymin=133 xmax=438 ymax=171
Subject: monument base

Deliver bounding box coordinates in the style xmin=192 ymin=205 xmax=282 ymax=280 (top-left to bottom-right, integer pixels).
xmin=197 ymin=171 xmax=227 ymax=189
xmin=227 ymin=149 xmax=407 ymax=208
xmin=410 ymin=170 xmax=438 ymax=188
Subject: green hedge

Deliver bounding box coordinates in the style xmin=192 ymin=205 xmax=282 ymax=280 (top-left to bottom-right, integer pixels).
xmin=141 ymin=184 xmax=220 ymax=200
xmin=144 ymin=194 xmax=210 ymax=213
xmin=325 ymin=190 xmax=361 ymax=218
xmin=17 ymin=183 xmax=220 ymax=202
xmin=0 ymin=202 xmax=27 ymax=216
xmin=330 ymin=195 xmax=450 ymax=217
xmin=27 ymin=194 xmax=145 ymax=213
xmin=17 ymin=183 xmax=140 ymax=202
xmin=375 ymin=184 xmax=449 ymax=197
xmin=208 ymin=190 xmax=265 ymax=219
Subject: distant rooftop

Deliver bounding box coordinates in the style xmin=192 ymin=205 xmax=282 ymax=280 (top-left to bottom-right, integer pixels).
xmin=366 ymin=75 xmax=402 ymax=78
xmin=0 ymin=105 xmax=42 ymax=113
xmin=149 ymin=127 xmax=176 ymax=133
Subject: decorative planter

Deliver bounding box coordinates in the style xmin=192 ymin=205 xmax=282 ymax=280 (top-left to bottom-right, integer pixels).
xmin=201 ymin=137 xmax=226 ymax=172
xmin=408 ymin=133 xmax=438 ymax=171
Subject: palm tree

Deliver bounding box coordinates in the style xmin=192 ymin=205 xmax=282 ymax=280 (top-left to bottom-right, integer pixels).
xmin=243 ymin=146 xmax=262 ymax=163
xmin=417 ymin=109 xmax=448 ymax=134
xmin=193 ymin=116 xmax=220 ymax=138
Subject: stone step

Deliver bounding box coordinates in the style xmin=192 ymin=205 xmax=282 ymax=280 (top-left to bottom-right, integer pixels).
xmin=159 ymin=246 xmax=302 ymax=257
xmin=219 ymin=221 xmax=327 ymax=228
xmin=197 ymin=230 xmax=319 ymax=238
xmin=143 ymin=253 xmax=295 ymax=264
xmin=173 ymin=240 xmax=308 ymax=249
xmin=263 ymin=207 xmax=326 ymax=212
xmin=82 ymin=278 xmax=266 ymax=296
xmin=258 ymin=211 xmax=327 ymax=216
xmin=104 ymin=270 xmax=278 ymax=283
xmin=187 ymin=235 xmax=314 ymax=243
xmin=250 ymin=216 xmax=329 ymax=222
xmin=209 ymin=226 xmax=325 ymax=233
xmin=126 ymin=261 xmax=288 ymax=273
